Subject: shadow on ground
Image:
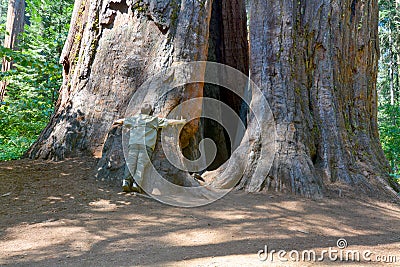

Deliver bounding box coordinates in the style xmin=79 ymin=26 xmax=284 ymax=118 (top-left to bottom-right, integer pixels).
xmin=0 ymin=158 xmax=399 ymax=266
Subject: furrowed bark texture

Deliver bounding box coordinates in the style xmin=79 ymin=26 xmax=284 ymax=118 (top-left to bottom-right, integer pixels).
xmin=27 ymin=0 xmax=213 ymax=185
xmin=240 ymin=0 xmax=398 ymax=197
xmin=0 ymin=0 xmax=25 ymax=102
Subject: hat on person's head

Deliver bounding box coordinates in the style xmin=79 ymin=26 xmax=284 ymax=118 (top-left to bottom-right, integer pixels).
xmin=140 ymin=103 xmax=152 ymax=115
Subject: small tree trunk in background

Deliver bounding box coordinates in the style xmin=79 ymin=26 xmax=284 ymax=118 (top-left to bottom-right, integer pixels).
xmin=2 ymin=0 xmax=25 ymax=61
xmin=0 ymin=0 xmax=25 ymax=102
xmin=397 ymin=53 xmax=400 ymax=105
xmin=389 ymin=21 xmax=395 ymax=106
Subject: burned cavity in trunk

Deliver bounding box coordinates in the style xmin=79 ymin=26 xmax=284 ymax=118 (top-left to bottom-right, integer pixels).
xmin=198 ymin=0 xmax=249 ymax=172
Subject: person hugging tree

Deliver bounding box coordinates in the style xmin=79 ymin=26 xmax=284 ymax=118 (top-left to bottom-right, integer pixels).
xmin=113 ymin=103 xmax=186 ymax=193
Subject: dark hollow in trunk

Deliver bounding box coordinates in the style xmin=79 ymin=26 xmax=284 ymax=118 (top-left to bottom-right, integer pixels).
xmin=202 ymin=0 xmax=249 ymax=171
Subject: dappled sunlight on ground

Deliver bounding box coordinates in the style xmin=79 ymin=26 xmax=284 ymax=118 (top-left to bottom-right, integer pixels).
xmin=0 ymin=158 xmax=400 ymax=266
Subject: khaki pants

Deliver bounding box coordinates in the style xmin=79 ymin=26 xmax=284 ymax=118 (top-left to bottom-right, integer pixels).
xmin=123 ymin=144 xmax=153 ymax=187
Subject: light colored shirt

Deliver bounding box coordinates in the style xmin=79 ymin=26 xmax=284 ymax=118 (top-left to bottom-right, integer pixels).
xmin=124 ymin=114 xmax=170 ymax=150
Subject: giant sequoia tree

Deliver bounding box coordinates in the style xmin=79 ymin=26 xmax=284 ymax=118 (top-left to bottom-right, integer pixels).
xmin=27 ymin=0 xmax=398 ymax=200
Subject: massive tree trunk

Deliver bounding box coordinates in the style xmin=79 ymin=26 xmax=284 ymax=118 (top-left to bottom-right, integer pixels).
xmin=204 ymin=0 xmax=398 ymax=199
xmin=0 ymin=0 xmax=25 ymax=102
xmin=27 ymin=0 xmax=218 ymax=187
xmin=27 ymin=0 xmax=398 ymax=200
xmin=236 ymin=0 xmax=398 ymax=197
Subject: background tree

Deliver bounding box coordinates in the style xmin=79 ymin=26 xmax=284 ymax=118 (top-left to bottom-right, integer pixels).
xmin=0 ymin=0 xmax=9 ymax=40
xmin=0 ymin=0 xmax=25 ymax=102
xmin=0 ymin=0 xmax=73 ymax=160
xmin=378 ymin=0 xmax=400 ymax=180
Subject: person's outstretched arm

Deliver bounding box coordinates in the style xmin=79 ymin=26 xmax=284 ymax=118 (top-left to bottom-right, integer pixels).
xmin=167 ymin=118 xmax=187 ymax=126
xmin=158 ymin=118 xmax=186 ymax=128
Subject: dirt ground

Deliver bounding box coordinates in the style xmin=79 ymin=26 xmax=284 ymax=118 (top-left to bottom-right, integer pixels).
xmin=0 ymin=157 xmax=400 ymax=266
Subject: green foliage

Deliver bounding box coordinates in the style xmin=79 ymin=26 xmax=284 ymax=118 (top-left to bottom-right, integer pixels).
xmin=378 ymin=104 xmax=400 ymax=174
xmin=0 ymin=0 xmax=73 ymax=160
xmin=378 ymin=0 xmax=400 ymax=179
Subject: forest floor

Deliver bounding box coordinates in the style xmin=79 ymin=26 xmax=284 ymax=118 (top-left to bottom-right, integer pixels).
xmin=0 ymin=158 xmax=400 ymax=266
